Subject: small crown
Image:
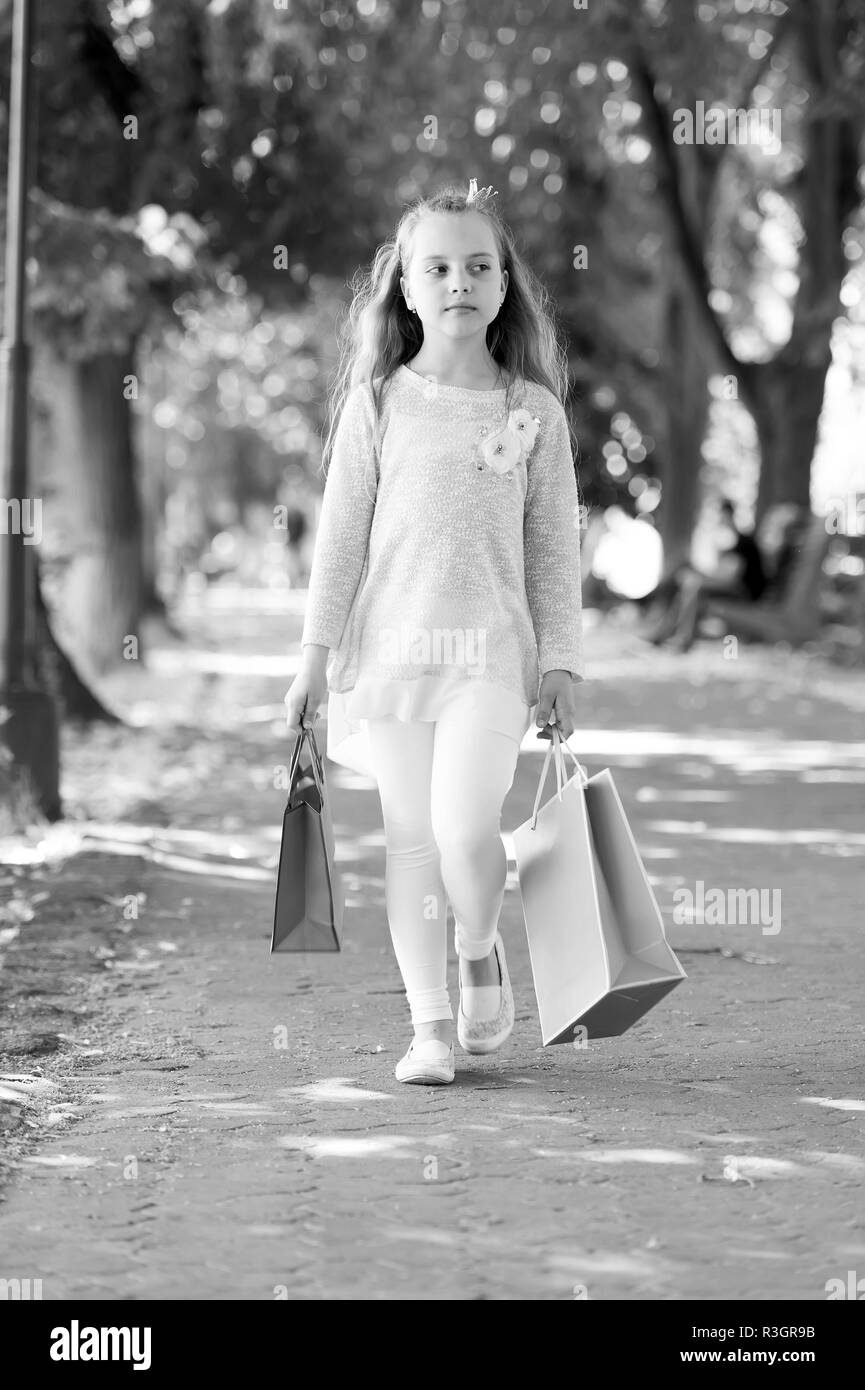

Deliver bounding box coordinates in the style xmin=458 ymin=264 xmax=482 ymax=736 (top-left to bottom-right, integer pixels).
xmin=466 ymin=177 xmax=497 ymax=206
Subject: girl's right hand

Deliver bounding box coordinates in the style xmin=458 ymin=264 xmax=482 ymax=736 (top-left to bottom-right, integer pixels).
xmin=284 ymin=667 xmax=328 ymax=737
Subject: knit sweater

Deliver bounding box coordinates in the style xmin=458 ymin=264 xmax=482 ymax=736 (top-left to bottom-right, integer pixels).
xmin=300 ymin=363 xmax=584 ymax=717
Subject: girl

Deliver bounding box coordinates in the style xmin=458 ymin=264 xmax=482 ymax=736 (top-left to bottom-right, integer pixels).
xmin=285 ymin=178 xmax=584 ymax=1085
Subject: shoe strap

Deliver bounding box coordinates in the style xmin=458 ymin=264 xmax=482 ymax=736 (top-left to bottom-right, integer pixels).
xmin=413 ymin=1037 xmax=452 ymax=1057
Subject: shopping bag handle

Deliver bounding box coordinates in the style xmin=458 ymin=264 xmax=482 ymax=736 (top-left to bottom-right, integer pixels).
xmin=551 ymin=725 xmax=590 ymax=781
xmin=529 ymin=726 xmax=590 ymax=831
xmin=288 ymin=713 xmax=325 ymax=805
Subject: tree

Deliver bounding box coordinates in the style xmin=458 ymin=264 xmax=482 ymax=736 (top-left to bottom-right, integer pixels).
xmin=0 ymin=1 xmax=218 ymax=674
xmin=623 ymin=0 xmax=865 ymax=525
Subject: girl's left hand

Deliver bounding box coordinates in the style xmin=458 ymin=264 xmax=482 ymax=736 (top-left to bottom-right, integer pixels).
xmin=535 ymin=670 xmax=580 ymax=741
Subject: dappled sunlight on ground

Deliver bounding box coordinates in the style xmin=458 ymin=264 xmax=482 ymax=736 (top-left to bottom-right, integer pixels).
xmin=645 ymin=820 xmax=865 ymax=849
xmin=3 ymin=587 xmax=864 ymax=1300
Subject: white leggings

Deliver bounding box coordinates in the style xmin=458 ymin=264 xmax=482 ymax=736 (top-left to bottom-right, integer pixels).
xmin=367 ymin=708 xmax=522 ymax=1027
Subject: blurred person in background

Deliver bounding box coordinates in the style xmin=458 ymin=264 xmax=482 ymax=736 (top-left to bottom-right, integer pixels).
xmin=282 ymin=504 xmax=309 ymax=588
xmin=645 ymin=501 xmax=810 ymax=652
xmin=640 ymin=498 xmax=767 ymax=647
xmin=757 ymin=502 xmax=811 ymax=599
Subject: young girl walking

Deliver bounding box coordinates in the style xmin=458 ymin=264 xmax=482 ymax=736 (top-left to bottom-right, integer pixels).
xmin=285 ymin=178 xmax=585 ymax=1085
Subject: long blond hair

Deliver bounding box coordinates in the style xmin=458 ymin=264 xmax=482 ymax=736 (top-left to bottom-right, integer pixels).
xmin=321 ymin=179 xmax=576 ymax=496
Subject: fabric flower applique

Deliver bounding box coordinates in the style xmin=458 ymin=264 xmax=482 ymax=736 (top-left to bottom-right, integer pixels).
xmin=508 ymin=408 xmax=540 ymax=452
xmin=476 ymin=408 xmax=542 ymax=477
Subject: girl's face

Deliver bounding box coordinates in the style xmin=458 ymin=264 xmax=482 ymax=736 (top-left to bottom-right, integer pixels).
xmin=399 ymin=211 xmax=508 ymax=341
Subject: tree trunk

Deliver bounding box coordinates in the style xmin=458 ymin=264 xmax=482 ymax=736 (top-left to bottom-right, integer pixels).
xmin=139 ymin=458 xmax=167 ymax=618
xmin=42 ymin=343 xmax=144 ymax=676
xmin=745 ymin=1 xmax=854 ymax=525
xmin=629 ymin=2 xmax=861 ymax=539
xmin=749 ymin=356 xmax=831 ymax=524
xmin=33 ymin=556 xmax=121 ymax=724
xmin=658 ymin=272 xmax=712 ymax=572
xmin=654 ymin=118 xmax=716 ymax=572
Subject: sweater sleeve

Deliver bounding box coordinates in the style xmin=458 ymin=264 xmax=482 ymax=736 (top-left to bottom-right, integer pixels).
xmin=300 ymin=385 xmax=377 ymax=652
xmin=523 ymin=397 xmax=585 ymax=681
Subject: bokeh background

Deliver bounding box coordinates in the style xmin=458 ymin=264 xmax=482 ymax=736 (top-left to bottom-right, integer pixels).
xmin=1 ymin=0 xmax=864 ymax=725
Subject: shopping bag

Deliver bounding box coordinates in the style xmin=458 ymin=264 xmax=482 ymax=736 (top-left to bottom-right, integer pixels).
xmin=271 ymin=717 xmax=344 ymax=952
xmin=512 ymin=728 xmax=686 ymax=1043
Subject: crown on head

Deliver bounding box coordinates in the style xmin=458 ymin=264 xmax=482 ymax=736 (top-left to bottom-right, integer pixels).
xmin=466 ymin=177 xmax=498 ymax=207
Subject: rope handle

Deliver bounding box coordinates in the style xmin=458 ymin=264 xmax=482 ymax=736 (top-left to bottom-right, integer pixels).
xmin=529 ymin=726 xmax=590 ymax=830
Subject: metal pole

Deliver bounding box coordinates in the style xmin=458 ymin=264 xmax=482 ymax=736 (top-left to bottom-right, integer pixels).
xmin=0 ymin=0 xmax=60 ymax=819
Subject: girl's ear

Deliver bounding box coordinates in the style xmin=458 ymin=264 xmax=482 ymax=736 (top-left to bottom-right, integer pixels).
xmin=500 ymin=267 xmax=509 ymax=298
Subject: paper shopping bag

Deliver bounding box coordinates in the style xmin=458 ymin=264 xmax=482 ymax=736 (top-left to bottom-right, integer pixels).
xmin=512 ymin=730 xmax=685 ymax=1043
xmin=271 ymin=719 xmax=344 ymax=952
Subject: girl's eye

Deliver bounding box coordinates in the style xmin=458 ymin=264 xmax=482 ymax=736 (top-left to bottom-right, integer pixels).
xmin=426 ymin=263 xmax=492 ymax=273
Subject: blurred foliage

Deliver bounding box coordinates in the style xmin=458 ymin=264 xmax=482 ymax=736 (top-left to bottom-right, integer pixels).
xmin=0 ymin=0 xmax=863 ymax=552
xmin=136 ymin=275 xmax=342 ymax=547
xmin=23 ymin=193 xmax=215 ymax=358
